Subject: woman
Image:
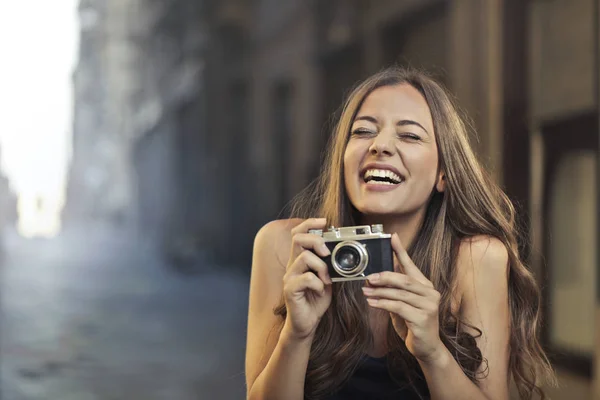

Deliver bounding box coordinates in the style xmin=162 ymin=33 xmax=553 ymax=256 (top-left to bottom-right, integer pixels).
xmin=245 ymin=67 xmax=555 ymax=400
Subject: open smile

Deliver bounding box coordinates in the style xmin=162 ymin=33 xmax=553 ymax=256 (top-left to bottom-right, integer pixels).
xmin=361 ymin=168 xmax=404 ymax=191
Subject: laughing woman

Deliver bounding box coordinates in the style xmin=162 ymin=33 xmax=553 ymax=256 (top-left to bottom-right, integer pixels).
xmin=245 ymin=67 xmax=556 ymax=400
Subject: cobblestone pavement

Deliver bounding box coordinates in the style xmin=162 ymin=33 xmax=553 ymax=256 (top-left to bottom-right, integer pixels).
xmin=0 ymin=226 xmax=249 ymax=400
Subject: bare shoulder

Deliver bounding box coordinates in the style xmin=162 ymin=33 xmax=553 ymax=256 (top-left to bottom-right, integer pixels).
xmin=458 ymin=235 xmax=509 ymax=273
xmin=253 ymin=218 xmax=304 ymax=269
xmin=456 ymin=235 xmax=510 ymax=296
xmin=255 ymin=218 xmax=304 ymax=240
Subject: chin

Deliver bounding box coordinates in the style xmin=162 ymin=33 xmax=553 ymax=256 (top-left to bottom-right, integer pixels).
xmin=354 ymin=203 xmax=402 ymax=217
xmin=352 ymin=196 xmax=424 ymax=219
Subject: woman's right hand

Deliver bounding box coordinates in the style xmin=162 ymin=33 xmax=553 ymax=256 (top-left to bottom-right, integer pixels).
xmin=282 ymin=218 xmax=333 ymax=341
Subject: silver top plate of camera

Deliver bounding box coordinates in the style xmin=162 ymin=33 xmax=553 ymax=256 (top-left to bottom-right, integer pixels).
xmin=308 ymin=224 xmax=391 ymax=241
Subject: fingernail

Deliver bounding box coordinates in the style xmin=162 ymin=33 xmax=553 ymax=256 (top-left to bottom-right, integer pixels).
xmin=367 ymin=298 xmax=378 ymax=305
xmin=362 ymin=287 xmax=374 ymax=295
xmin=368 ymin=273 xmax=380 ymax=282
xmin=320 ymin=244 xmax=330 ymax=255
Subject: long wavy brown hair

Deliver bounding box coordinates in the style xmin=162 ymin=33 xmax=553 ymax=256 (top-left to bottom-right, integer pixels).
xmin=273 ymin=67 xmax=556 ymax=399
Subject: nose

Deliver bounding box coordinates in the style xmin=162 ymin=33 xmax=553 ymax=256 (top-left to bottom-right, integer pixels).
xmin=368 ymin=131 xmax=395 ymax=156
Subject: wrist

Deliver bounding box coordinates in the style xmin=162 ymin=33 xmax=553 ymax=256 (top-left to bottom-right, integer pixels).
xmin=280 ymin=321 xmax=316 ymax=347
xmin=417 ymin=342 xmax=451 ymax=369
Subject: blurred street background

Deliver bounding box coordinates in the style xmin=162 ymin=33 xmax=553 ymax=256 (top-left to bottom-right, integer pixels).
xmin=0 ymin=0 xmax=598 ymax=399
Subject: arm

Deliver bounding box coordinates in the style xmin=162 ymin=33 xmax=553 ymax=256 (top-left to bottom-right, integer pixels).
xmin=418 ymin=237 xmax=510 ymax=400
xmin=248 ymin=324 xmax=315 ymax=400
xmin=246 ymin=219 xmax=332 ymax=400
xmin=245 ymin=220 xmax=308 ymax=400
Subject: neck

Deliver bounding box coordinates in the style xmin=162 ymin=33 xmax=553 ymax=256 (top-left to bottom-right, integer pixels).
xmin=360 ymin=209 xmax=426 ymax=250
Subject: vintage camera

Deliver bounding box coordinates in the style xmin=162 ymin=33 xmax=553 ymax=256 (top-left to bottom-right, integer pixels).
xmin=308 ymin=225 xmax=393 ymax=282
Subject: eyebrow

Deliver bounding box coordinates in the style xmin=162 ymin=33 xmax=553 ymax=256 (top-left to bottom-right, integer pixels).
xmin=353 ymin=115 xmax=429 ymax=135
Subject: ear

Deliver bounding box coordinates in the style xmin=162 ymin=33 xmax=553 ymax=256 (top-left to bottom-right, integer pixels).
xmin=435 ymin=171 xmax=446 ymax=193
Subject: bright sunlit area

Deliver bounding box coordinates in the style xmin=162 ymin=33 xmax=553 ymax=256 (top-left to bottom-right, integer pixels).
xmin=0 ymin=1 xmax=79 ymax=237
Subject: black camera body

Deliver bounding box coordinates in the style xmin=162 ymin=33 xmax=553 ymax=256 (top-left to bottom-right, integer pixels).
xmin=308 ymin=225 xmax=393 ymax=282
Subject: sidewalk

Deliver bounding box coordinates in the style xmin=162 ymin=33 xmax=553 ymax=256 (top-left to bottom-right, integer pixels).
xmin=0 ymin=225 xmax=250 ymax=400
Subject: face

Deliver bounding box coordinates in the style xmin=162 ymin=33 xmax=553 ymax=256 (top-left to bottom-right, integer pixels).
xmin=343 ymin=83 xmax=443 ymax=218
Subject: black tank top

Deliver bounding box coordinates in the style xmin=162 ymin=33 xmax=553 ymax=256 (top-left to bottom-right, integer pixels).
xmin=323 ymin=355 xmax=430 ymax=400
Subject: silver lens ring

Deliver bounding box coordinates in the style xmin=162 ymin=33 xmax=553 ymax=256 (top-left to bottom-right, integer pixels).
xmin=331 ymin=240 xmax=369 ymax=277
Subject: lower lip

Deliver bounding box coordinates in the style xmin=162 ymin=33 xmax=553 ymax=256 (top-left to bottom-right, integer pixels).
xmin=362 ymin=180 xmax=403 ymax=192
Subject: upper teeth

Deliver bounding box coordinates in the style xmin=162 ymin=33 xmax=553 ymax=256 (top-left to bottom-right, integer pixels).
xmin=364 ymin=169 xmax=402 ymax=183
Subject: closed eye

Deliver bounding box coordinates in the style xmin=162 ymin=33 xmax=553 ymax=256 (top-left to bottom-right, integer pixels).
xmin=398 ymin=133 xmax=422 ymax=141
xmin=351 ymin=128 xmax=376 ymax=136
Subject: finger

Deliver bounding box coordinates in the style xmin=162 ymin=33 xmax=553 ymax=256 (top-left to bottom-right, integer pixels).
xmin=288 ymin=250 xmax=331 ymax=284
xmin=291 ymin=233 xmax=330 ymax=259
xmin=291 ymin=218 xmax=328 ymax=237
xmin=393 ymin=253 xmax=403 ymax=274
xmin=289 ymin=218 xmax=329 ymax=261
xmin=286 ymin=271 xmax=326 ymax=295
xmin=367 ymin=271 xmax=431 ymax=296
xmin=366 ymin=298 xmax=424 ymax=324
xmin=391 ymin=233 xmax=432 ymax=286
xmin=363 ymin=287 xmax=430 ymax=308
xmin=362 ymin=287 xmax=435 ymax=310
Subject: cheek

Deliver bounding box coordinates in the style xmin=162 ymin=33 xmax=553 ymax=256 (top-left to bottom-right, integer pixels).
xmin=343 ymin=144 xmax=359 ymax=182
xmin=407 ymin=149 xmax=439 ymax=180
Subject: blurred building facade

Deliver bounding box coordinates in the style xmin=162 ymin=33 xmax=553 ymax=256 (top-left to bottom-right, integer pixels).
xmin=64 ymin=0 xmax=600 ymax=395
xmin=64 ymin=0 xmax=209 ymax=255
xmin=128 ymin=0 xmax=207 ymax=254
xmin=64 ymin=0 xmax=138 ymax=227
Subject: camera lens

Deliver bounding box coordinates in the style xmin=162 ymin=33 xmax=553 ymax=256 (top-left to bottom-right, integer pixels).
xmin=331 ymin=241 xmax=369 ymax=278
xmin=335 ymin=247 xmax=361 ymax=271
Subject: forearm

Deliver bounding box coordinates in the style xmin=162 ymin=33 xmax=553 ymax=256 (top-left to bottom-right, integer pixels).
xmin=248 ymin=324 xmax=313 ymax=400
xmin=418 ymin=347 xmax=491 ymax=400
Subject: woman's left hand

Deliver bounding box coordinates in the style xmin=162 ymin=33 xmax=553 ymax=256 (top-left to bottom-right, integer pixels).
xmin=362 ymin=233 xmax=445 ymax=364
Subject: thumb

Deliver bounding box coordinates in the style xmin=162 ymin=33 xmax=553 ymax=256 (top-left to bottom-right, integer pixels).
xmin=392 ymin=315 xmax=408 ymax=340
xmin=393 ymin=253 xmax=404 ymax=274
